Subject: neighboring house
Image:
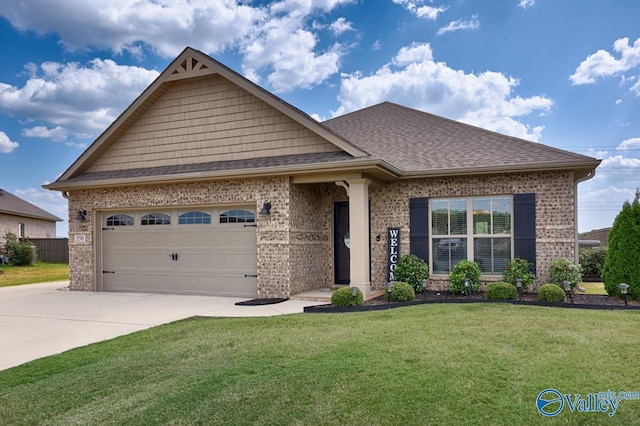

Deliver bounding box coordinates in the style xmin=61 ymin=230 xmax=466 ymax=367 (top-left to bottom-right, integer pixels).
xmin=44 ymin=47 xmax=600 ymax=298
xmin=0 ymin=189 xmax=61 ymax=246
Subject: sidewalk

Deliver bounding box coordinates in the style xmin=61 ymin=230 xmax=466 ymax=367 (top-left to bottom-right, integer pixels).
xmin=0 ymin=281 xmax=321 ymax=371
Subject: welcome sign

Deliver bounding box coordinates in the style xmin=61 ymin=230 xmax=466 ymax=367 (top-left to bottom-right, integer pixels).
xmin=387 ymin=228 xmax=400 ymax=282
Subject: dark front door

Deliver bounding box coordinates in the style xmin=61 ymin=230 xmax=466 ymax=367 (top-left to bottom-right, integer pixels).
xmin=334 ymin=201 xmax=350 ymax=284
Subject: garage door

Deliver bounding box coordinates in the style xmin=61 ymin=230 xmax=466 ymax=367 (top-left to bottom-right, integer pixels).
xmin=101 ymin=208 xmax=257 ymax=297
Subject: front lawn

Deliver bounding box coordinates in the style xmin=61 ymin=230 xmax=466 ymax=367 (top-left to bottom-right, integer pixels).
xmin=0 ymin=262 xmax=69 ymax=287
xmin=1 ymin=304 xmax=639 ymax=425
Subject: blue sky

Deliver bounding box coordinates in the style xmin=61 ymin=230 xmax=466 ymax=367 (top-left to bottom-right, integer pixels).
xmin=1 ymin=0 xmax=639 ymax=238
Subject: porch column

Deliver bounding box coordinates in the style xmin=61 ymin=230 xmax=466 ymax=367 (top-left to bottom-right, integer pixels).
xmin=347 ymin=178 xmax=371 ymax=296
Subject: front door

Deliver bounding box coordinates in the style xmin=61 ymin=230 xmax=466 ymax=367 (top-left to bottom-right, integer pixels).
xmin=334 ymin=201 xmax=350 ymax=284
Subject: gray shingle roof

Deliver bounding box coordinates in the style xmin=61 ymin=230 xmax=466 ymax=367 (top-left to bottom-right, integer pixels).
xmin=60 ymin=151 xmax=359 ymax=184
xmin=0 ymin=189 xmax=61 ymax=222
xmin=321 ymin=102 xmax=599 ymax=173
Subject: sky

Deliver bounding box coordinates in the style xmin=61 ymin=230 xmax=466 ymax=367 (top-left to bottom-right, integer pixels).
xmin=1 ymin=0 xmax=639 ymax=238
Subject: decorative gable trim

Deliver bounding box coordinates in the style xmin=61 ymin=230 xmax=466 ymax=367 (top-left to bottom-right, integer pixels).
xmin=166 ymin=55 xmax=215 ymax=81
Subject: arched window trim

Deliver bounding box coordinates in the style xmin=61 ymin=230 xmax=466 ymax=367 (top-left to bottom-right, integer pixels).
xmin=219 ymin=209 xmax=255 ymax=224
xmin=106 ymin=214 xmax=134 ymax=226
xmin=141 ymin=213 xmax=171 ymax=225
xmin=179 ymin=211 xmax=212 ymax=225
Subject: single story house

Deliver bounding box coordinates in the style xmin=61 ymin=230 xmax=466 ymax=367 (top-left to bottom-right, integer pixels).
xmin=44 ymin=47 xmax=600 ymax=298
xmin=0 ymin=189 xmax=61 ymax=246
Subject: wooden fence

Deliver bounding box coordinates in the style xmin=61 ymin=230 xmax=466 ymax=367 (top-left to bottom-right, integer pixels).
xmin=28 ymin=238 xmax=69 ymax=263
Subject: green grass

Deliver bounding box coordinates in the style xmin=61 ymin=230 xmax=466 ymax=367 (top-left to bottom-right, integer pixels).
xmin=0 ymin=262 xmax=69 ymax=287
xmin=581 ymin=282 xmax=608 ymax=295
xmin=1 ymin=304 xmax=639 ymax=425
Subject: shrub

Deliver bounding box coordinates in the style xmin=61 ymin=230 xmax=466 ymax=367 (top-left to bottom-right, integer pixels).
xmin=548 ymin=258 xmax=582 ymax=290
xmin=449 ymin=260 xmax=482 ymax=294
xmin=2 ymin=232 xmax=36 ymax=266
xmin=485 ymin=281 xmax=518 ymax=300
xmin=331 ymin=287 xmax=364 ymax=307
xmin=538 ymin=283 xmax=566 ymax=303
xmin=389 ymin=281 xmax=415 ymax=302
xmin=602 ymin=200 xmax=640 ymax=299
xmin=393 ymin=254 xmax=429 ymax=292
xmin=502 ymin=258 xmax=536 ymax=289
xmin=579 ymin=246 xmax=608 ymax=281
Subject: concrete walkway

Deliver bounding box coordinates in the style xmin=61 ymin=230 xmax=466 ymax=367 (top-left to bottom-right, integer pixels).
xmin=0 ymin=282 xmax=321 ymax=371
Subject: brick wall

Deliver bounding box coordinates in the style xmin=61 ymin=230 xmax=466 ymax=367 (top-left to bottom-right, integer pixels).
xmin=368 ymin=171 xmax=576 ymax=291
xmin=65 ymin=169 xmax=577 ymax=296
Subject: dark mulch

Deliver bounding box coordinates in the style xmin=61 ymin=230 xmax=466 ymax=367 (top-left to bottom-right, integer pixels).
xmin=235 ymin=298 xmax=289 ymax=306
xmin=305 ymin=290 xmax=640 ymax=313
xmin=369 ymin=290 xmax=639 ymax=307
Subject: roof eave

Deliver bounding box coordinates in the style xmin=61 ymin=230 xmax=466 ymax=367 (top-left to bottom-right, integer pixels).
xmin=0 ymin=209 xmax=62 ymax=222
xmin=399 ymin=160 xmax=601 ymax=180
xmin=44 ymin=159 xmax=402 ymax=191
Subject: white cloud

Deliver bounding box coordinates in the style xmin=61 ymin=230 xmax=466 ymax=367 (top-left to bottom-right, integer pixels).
xmin=631 ymin=79 xmax=640 ymax=96
xmin=0 ymin=0 xmax=262 ymax=58
xmin=0 ymin=0 xmax=355 ymax=94
xmin=22 ymin=126 xmax=69 ymax=142
xmin=391 ymin=0 xmax=447 ymax=20
xmin=437 ymin=15 xmax=480 ymax=36
xmin=570 ymin=37 xmax=640 ymax=85
xmin=0 ymin=59 xmax=159 ymax=139
xmin=240 ymin=2 xmax=350 ymax=92
xmin=329 ymin=17 xmax=354 ymax=35
xmin=617 ymin=137 xmax=640 ymax=151
xmin=334 ymin=43 xmax=553 ymax=141
xmin=0 ymin=131 xmax=19 ymax=153
xmin=518 ymin=0 xmax=535 ymax=9
xmin=600 ymin=155 xmax=640 ymax=168
xmin=416 ymin=5 xmax=448 ymax=20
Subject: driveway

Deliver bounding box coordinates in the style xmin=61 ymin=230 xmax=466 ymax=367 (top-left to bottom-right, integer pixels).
xmin=0 ymin=281 xmax=320 ymax=371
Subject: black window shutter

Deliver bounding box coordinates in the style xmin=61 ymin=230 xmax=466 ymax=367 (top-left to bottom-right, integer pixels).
xmin=409 ymin=197 xmax=429 ymax=262
xmin=513 ymin=193 xmax=536 ymax=271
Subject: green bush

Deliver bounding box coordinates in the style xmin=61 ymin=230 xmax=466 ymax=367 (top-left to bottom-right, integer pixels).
xmin=579 ymin=246 xmax=608 ymax=280
xmin=2 ymin=232 xmax=36 ymax=266
xmin=393 ymin=254 xmax=429 ymax=292
xmin=602 ymin=200 xmax=640 ymax=299
xmin=548 ymin=258 xmax=582 ymax=290
xmin=502 ymin=258 xmax=536 ymax=289
xmin=449 ymin=260 xmax=482 ymax=294
xmin=538 ymin=284 xmax=566 ymax=303
xmin=389 ymin=281 xmax=415 ymax=302
xmin=331 ymin=287 xmax=364 ymax=307
xmin=485 ymin=281 xmax=518 ymax=300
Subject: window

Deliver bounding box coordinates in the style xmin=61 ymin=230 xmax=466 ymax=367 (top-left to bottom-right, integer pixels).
xmin=179 ymin=211 xmax=211 ymax=225
xmin=219 ymin=210 xmax=255 ymax=223
xmin=18 ymin=223 xmax=25 ymax=238
xmin=431 ymin=196 xmax=512 ymax=274
xmin=106 ymin=214 xmax=134 ymax=226
xmin=141 ymin=213 xmax=171 ymax=225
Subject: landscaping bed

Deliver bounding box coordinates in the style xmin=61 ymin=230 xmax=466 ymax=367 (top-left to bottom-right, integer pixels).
xmin=305 ymin=289 xmax=640 ymax=313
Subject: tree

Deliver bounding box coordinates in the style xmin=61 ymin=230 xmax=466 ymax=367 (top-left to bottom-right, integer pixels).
xmin=602 ymin=200 xmax=640 ymax=299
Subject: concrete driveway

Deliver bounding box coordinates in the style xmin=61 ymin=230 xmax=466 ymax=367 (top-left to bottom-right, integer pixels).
xmin=0 ymin=281 xmax=320 ymax=371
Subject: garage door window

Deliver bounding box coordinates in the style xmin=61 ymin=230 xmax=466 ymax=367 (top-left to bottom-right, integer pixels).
xmin=220 ymin=210 xmax=255 ymax=223
xmin=179 ymin=211 xmax=212 ymax=225
xmin=141 ymin=213 xmax=171 ymax=225
xmin=106 ymin=214 xmax=134 ymax=226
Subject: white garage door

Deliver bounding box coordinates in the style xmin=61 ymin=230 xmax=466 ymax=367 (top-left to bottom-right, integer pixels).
xmin=101 ymin=208 xmax=258 ymax=297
